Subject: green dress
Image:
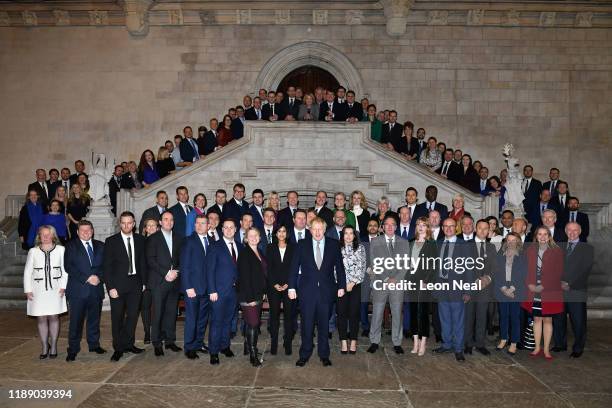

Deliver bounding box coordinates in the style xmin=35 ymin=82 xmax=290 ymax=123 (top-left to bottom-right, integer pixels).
xmin=369 ymin=119 xmax=382 ymax=143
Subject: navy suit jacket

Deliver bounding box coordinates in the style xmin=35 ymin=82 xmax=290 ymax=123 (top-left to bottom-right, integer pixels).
xmin=542 ymin=179 xmax=568 ymax=198
xmin=435 ymin=238 xmax=474 ymax=300
xmin=522 ymin=178 xmax=542 ymax=216
xmin=231 ymin=118 xmax=244 ymax=140
xmin=179 ymin=137 xmax=199 ymax=163
xmin=288 ymin=228 xmax=311 ymax=244
xmin=170 ymin=202 xmax=193 ymax=238
xmin=224 ymin=198 xmax=249 ymax=227
xmin=180 ymin=232 xmax=210 ymax=295
xmin=206 ymin=203 xmax=227 ymax=221
xmin=206 ymin=239 xmax=243 ymax=296
xmin=249 ymin=205 xmax=265 ymax=230
xmin=64 ymin=239 xmax=105 ymax=300
xmin=325 ymin=226 xmax=343 ymax=241
xmin=289 ymin=238 xmax=346 ymax=304
xmin=414 ymin=201 xmax=449 ymax=221
xmin=558 ymin=211 xmax=590 ymax=242
xmin=198 ymin=131 xmax=218 ymax=155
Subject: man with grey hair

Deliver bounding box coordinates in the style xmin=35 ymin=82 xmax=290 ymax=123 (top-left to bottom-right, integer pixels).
xmin=541 ymin=209 xmax=567 ymax=243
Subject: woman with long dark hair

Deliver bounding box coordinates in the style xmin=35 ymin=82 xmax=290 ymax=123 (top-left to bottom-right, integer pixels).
xmin=217 ymin=114 xmax=234 ymax=147
xmin=18 ymin=189 xmax=44 ymax=251
xmin=138 ymin=149 xmax=159 ymax=187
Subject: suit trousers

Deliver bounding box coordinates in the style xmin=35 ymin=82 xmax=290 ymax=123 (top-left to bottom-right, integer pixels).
xmin=438 ymin=301 xmax=465 ymax=352
xmin=369 ymin=288 xmax=404 ymax=346
xmin=464 ymin=298 xmax=489 ymax=348
xmin=140 ymin=289 xmax=152 ymax=339
xmin=268 ymin=288 xmax=294 ymax=343
xmin=337 ymin=283 xmax=362 ymax=340
xmin=409 ymin=301 xmax=430 ymax=339
xmin=67 ymin=294 xmax=103 ymax=354
xmin=183 ymin=294 xmax=210 ymax=352
xmin=431 ymin=302 xmax=442 ymax=339
xmin=499 ymin=301 xmax=521 ymax=344
xmin=151 ymin=283 xmax=179 ymax=347
xmin=298 ymin=295 xmax=332 ymax=360
xmin=360 ymin=274 xmax=371 ymax=330
xmin=553 ymin=302 xmax=587 ymax=353
xmin=209 ymin=291 xmax=236 ymax=354
xmin=110 ymin=290 xmax=142 ymax=352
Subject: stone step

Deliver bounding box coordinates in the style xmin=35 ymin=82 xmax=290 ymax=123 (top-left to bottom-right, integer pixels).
xmin=0 ymin=287 xmax=25 ymax=298
xmin=0 ymin=299 xmax=26 ymax=310
xmin=0 ymin=275 xmax=22 ymax=287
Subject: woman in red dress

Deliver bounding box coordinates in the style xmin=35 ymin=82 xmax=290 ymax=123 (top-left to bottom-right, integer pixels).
xmin=217 ymin=114 xmax=234 ymax=147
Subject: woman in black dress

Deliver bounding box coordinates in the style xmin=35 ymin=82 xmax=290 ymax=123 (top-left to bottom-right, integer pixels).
xmin=265 ymin=225 xmax=295 ymax=356
xmin=66 ymin=184 xmax=90 ymax=240
xmin=237 ymin=228 xmax=267 ymax=367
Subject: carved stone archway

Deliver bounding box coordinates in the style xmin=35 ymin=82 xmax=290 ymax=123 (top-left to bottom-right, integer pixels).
xmin=254 ymin=41 xmax=365 ymax=97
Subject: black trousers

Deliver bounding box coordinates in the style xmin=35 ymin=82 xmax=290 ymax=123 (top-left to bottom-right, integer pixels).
xmin=337 ymin=283 xmax=361 ymax=341
xmin=553 ymin=302 xmax=587 ymax=353
xmin=431 ymin=302 xmax=442 ymax=339
xmin=110 ymin=290 xmax=142 ymax=352
xmin=140 ymin=289 xmax=152 ymax=339
xmin=409 ymin=301 xmax=430 ymax=339
xmin=268 ymin=288 xmax=294 ymax=343
xmin=67 ymin=294 xmax=103 ymax=354
xmin=151 ymin=284 xmax=179 ymax=347
xmin=464 ymin=298 xmax=489 ymax=348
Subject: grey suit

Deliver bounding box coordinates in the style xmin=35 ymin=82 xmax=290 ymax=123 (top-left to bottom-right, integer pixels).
xmin=297 ymin=104 xmax=320 ymax=121
xmin=368 ymin=234 xmax=409 ymax=347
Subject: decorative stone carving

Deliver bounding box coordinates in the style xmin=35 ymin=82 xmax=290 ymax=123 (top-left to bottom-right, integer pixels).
xmin=345 ymin=10 xmax=364 ymax=25
xmin=427 ymin=10 xmax=448 ymax=26
xmin=539 ymin=11 xmax=556 ymax=27
xmin=313 ymin=10 xmax=328 ymax=25
xmin=236 ymin=9 xmax=252 ymax=25
xmin=503 ymin=9 xmax=520 ymax=26
xmin=576 ymin=12 xmax=593 ymax=28
xmin=0 ymin=11 xmax=10 ymax=26
xmin=381 ymin=0 xmax=414 ymax=36
xmin=275 ymin=9 xmax=290 ymax=25
xmin=53 ymin=10 xmax=70 ymax=26
xmin=199 ymin=11 xmax=215 ymax=25
xmin=122 ymin=0 xmax=153 ymax=36
xmin=22 ymin=11 xmax=37 ymax=26
xmin=467 ymin=9 xmax=485 ymax=26
xmin=502 ymin=143 xmax=525 ymax=217
xmin=89 ymin=10 xmax=109 ymax=26
xmin=168 ymin=9 xmax=183 ymax=25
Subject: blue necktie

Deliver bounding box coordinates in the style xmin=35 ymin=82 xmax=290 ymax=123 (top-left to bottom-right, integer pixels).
xmin=86 ymin=242 xmax=94 ymax=266
xmin=402 ymin=227 xmax=408 ymax=239
xmin=202 ymin=236 xmax=208 ymax=254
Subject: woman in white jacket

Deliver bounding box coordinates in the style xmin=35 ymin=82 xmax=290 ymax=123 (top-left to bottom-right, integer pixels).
xmin=23 ymin=225 xmax=67 ymax=359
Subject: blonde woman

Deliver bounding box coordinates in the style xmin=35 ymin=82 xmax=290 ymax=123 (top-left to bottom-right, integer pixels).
xmin=420 ymin=136 xmax=442 ymax=171
xmin=52 ymin=185 xmax=68 ymax=214
xmin=155 ymin=146 xmax=176 ymax=178
xmin=265 ymin=191 xmax=281 ymax=212
xmin=350 ymin=190 xmax=370 ymax=238
xmin=23 ymin=225 xmax=67 ymax=359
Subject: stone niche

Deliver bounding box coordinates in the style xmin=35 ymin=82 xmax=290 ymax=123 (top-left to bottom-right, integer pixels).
xmin=118 ymin=122 xmax=484 ymax=225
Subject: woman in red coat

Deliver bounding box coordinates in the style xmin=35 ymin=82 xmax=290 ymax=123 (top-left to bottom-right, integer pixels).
xmin=217 ymin=114 xmax=234 ymax=147
xmin=521 ymin=226 xmax=564 ymax=360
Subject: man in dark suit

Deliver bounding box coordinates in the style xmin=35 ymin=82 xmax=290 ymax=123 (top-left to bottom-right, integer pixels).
xmin=179 ymin=126 xmax=201 ymax=163
xmin=47 ymin=168 xmax=61 ymax=200
xmin=278 ymin=191 xmax=300 ymax=230
xmin=522 ymin=165 xmax=543 ymax=220
xmin=138 ymin=190 xmax=168 ymax=234
xmin=249 ymin=188 xmax=265 ymax=230
xmin=103 ymin=211 xmax=147 ymax=362
xmin=198 ymin=118 xmax=218 ymax=155
xmin=27 ymin=169 xmax=51 ymax=209
xmin=281 ymin=86 xmax=301 ymax=119
xmin=552 ymin=222 xmax=594 ymax=358
xmin=288 ymin=209 xmax=311 ymax=244
xmin=169 ymin=186 xmax=192 ymax=238
xmin=207 ymin=219 xmax=243 ymax=365
xmin=68 ymin=160 xmax=87 ymax=185
xmin=528 ymin=189 xmax=557 ymax=230
xmin=381 ymin=110 xmax=403 ymax=149
xmin=65 ymin=220 xmax=106 ymax=361
xmin=206 ymin=189 xmax=227 ymax=221
xmin=262 ymin=91 xmax=280 ymax=121
xmin=309 ymin=191 xmax=334 ymax=228
xmin=181 ymin=214 xmax=212 ymax=359
xmin=541 ymin=209 xmax=567 ymax=243
xmin=560 ymin=197 xmax=590 ymax=242
xmin=319 ymin=90 xmax=347 ymax=122
xmin=224 ymin=183 xmax=249 ymax=229
xmin=325 ymin=209 xmax=346 ymax=241
xmin=58 ymin=168 xmax=72 ymax=194
xmin=107 ymin=165 xmax=125 ymax=216
xmin=413 ymin=185 xmax=449 ymax=221
xmin=146 ymin=211 xmax=183 ymax=356
xmin=542 ymin=167 xmax=566 ymax=198
xmin=289 ymin=217 xmax=346 ymax=367
xmin=231 ymin=106 xmax=245 ymax=140
xmin=478 ymin=167 xmax=489 ymax=196
xmin=245 ymin=97 xmax=264 ymax=120
xmin=436 ymin=149 xmax=463 ymax=184
xmin=344 ymin=90 xmax=363 ymax=122
xmin=550 ymin=181 xmax=570 ymax=216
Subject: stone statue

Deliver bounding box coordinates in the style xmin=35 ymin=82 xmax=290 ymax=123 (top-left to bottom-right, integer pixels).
xmin=88 ymin=153 xmax=114 ymax=202
xmin=502 ymin=143 xmax=525 ymax=214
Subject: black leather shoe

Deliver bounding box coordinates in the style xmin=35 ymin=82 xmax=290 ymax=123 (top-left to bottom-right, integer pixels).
xmin=66 ymin=353 xmax=76 ymax=362
xmin=185 ymin=350 xmax=199 ymax=359
xmin=403 ymin=330 xmax=410 ymax=339
xmin=361 ymin=329 xmax=369 ymax=337
xmin=570 ymin=351 xmax=583 ymax=358
xmin=464 ymin=346 xmax=473 ymax=355
xmin=328 ymin=332 xmax=333 ymax=339
xmin=435 ymin=335 xmax=442 ymax=343
xmin=154 ymin=346 xmax=164 ymax=356
xmin=295 ymin=358 xmax=307 ymax=367
xmin=110 ymin=351 xmax=123 ymax=362
xmin=196 ymin=345 xmax=209 ymax=354
xmin=127 ymin=346 xmax=145 ymax=354
xmin=367 ymin=343 xmax=379 ymax=353
xmin=284 ymin=341 xmax=292 ymax=356
xmin=230 ymin=332 xmax=236 ymax=339
xmin=39 ymin=353 xmax=48 ymax=360
xmin=551 ymin=346 xmax=567 ymax=352
xmin=476 ymin=347 xmax=490 ymax=356
xmin=455 ymin=352 xmax=466 ymax=362
xmin=165 ymin=344 xmax=182 ymax=352
xmin=89 ymin=347 xmax=107 ymax=354
xmin=321 ymin=358 xmax=332 ymax=367
xmin=143 ymin=337 xmax=151 ymax=345
xmin=210 ymin=354 xmax=220 ymax=365
xmin=221 ymin=347 xmax=234 ymax=357
xmin=433 ymin=346 xmax=452 ymax=354
xmin=393 ymin=346 xmax=404 ymax=354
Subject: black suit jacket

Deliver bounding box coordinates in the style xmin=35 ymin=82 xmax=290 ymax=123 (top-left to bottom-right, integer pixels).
xmin=561 ymin=242 xmax=594 ymax=302
xmin=558 ymin=211 xmax=590 ymax=242
xmin=522 ymin=178 xmax=543 ymax=218
xmin=103 ymin=233 xmax=146 ymax=295
xmin=381 ymin=122 xmax=404 ymax=146
xmin=265 ymin=243 xmax=295 ymax=289
xmin=244 ymin=107 xmax=263 ymax=121
xmin=48 ymin=180 xmax=61 ymax=202
xmin=309 ymin=206 xmax=334 ymax=228
xmin=69 ymin=172 xmax=87 ymax=186
xmin=27 ymin=181 xmax=51 ymax=206
xmin=170 ymin=202 xmax=192 ymax=238
xmin=542 ymin=179 xmax=568 ymax=198
xmin=139 ymin=205 xmax=165 ymax=234
xmin=278 ymin=207 xmax=298 ymax=230
xmin=206 ymin=203 xmax=227 ymax=221
xmin=198 ymin=131 xmax=218 ymax=155
xmin=345 ymin=103 xmax=363 ymax=121
xmin=319 ymin=101 xmax=347 ymax=121
xmin=108 ymin=176 xmax=123 ymax=215
xmin=436 ymin=160 xmax=463 ymax=184
xmin=460 ymin=166 xmax=480 ymax=194
xmin=281 ymin=97 xmax=301 ymax=119
xmin=145 ymin=230 xmax=182 ymax=290
xmin=179 ymin=137 xmax=199 ymax=163
xmin=262 ymin=103 xmax=282 ymax=120
xmin=231 ymin=118 xmax=245 ymax=140
xmin=236 ymin=245 xmax=267 ymax=303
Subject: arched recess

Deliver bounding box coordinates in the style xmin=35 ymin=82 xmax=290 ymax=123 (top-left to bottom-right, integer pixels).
xmin=254 ymin=41 xmax=365 ymax=97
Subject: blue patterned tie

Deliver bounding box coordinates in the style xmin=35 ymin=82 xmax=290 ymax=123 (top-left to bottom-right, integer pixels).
xmin=86 ymin=242 xmax=94 ymax=266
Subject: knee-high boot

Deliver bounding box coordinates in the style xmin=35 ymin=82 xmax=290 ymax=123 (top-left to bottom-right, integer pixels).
xmin=248 ymin=326 xmax=262 ymax=367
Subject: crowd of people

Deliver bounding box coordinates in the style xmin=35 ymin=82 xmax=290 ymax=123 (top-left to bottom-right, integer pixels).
xmin=18 ymin=84 xmax=594 ymax=368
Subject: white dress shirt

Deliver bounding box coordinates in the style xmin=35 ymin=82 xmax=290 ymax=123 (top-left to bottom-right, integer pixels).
xmin=120 ymin=232 xmax=137 ymax=275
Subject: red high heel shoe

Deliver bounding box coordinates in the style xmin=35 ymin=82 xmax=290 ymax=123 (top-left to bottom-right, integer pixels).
xmin=529 ymin=350 xmax=542 ymax=358
xmin=544 ymin=354 xmax=554 ymax=361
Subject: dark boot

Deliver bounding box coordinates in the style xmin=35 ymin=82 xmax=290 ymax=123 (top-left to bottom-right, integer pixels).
xmin=248 ymin=327 xmax=261 ymax=367
xmin=283 ymin=337 xmax=292 ymax=356
xmin=270 ymin=332 xmax=278 ymax=355
xmin=243 ymin=339 xmax=248 ymax=356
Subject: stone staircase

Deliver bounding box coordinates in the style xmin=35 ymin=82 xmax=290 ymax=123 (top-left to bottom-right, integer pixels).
xmin=0 ymin=217 xmax=27 ymax=310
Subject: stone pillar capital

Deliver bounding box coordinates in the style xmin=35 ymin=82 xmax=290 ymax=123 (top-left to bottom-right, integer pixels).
xmin=380 ymin=0 xmax=414 ymax=36
xmin=121 ymin=0 xmax=154 ymax=36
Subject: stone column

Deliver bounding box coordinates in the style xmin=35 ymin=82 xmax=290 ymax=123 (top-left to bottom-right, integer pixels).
xmin=121 ymin=0 xmax=154 ymax=36
xmin=381 ymin=0 xmax=414 ymax=36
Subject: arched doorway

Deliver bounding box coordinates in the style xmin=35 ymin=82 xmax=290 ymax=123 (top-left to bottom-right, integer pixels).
xmin=277 ymin=65 xmax=340 ymax=95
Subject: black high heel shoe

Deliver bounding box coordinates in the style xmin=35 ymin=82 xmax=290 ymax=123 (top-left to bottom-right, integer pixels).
xmin=39 ymin=352 xmax=48 ymax=360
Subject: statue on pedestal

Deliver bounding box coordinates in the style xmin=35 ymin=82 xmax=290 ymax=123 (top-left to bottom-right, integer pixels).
xmin=502 ymin=143 xmax=525 ymax=217
xmin=86 ymin=153 xmax=117 ymax=242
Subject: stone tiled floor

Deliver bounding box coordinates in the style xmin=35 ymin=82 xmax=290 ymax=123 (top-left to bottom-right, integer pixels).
xmin=0 ymin=310 xmax=611 ymax=408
